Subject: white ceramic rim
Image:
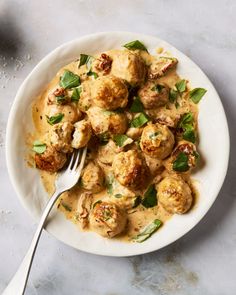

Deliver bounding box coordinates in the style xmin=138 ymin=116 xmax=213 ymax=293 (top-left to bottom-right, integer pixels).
xmin=6 ymin=31 xmax=230 ymax=256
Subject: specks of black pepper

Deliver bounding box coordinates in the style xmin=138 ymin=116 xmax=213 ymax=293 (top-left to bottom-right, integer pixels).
xmin=69 ymin=111 xmax=71 ymax=114
xmin=40 ymin=115 xmax=42 ymax=120
xmin=36 ymin=108 xmax=39 ymax=112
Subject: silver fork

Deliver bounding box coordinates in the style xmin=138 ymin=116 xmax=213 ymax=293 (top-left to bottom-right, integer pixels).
xmin=2 ymin=147 xmax=87 ymax=295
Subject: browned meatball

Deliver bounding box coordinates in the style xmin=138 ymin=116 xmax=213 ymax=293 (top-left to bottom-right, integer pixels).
xmin=157 ymin=175 xmax=192 ymax=214
xmin=138 ymin=82 xmax=169 ymax=109
xmin=140 ymin=123 xmax=175 ymax=159
xmin=91 ymin=75 xmax=128 ymax=110
xmin=35 ymin=146 xmax=67 ymax=172
xmin=90 ymin=201 xmax=127 ymax=237
xmin=149 ymin=56 xmax=178 ymax=79
xmin=112 ymin=150 xmax=148 ymax=189
xmin=111 ymin=50 xmax=146 ymax=86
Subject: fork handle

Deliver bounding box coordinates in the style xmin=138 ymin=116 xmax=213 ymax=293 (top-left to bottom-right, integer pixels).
xmin=2 ymin=190 xmax=61 ymax=295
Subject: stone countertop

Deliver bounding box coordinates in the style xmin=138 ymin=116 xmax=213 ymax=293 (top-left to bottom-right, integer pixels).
xmin=0 ymin=0 xmax=236 ymax=294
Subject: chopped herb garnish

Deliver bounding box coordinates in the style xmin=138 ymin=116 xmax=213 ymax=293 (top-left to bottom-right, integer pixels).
xmin=129 ymin=97 xmax=144 ymax=113
xmin=79 ymin=54 xmax=93 ymax=68
xmin=175 ymin=102 xmax=180 ymax=109
xmin=71 ymin=86 xmax=82 ymax=102
xmin=178 ymin=113 xmax=196 ymax=143
xmin=151 ymin=84 xmax=165 ymax=93
xmin=46 ymin=113 xmax=64 ymax=125
xmin=173 ymin=152 xmax=189 ymax=172
xmin=169 ymin=89 xmax=178 ymax=103
xmin=190 ymin=88 xmax=207 ymax=104
xmin=114 ymin=194 xmax=123 ymax=198
xmin=133 ymin=196 xmax=142 ymax=208
xmin=98 ymin=132 xmax=109 ymax=145
xmin=59 ymin=70 xmax=80 ymax=89
xmin=113 ymin=134 xmax=131 ymax=147
xmin=149 ymin=131 xmax=161 ymax=140
xmin=133 ymin=219 xmax=162 ymax=243
xmin=130 ymin=113 xmax=149 ymax=128
xmin=106 ymin=175 xmax=114 ymax=195
xmin=87 ymin=71 xmax=98 ymax=79
xmin=56 ymin=95 xmax=67 ymax=104
xmin=61 ymin=202 xmax=72 ymax=212
xmin=93 ymin=200 xmax=102 ymax=209
xmin=142 ymin=184 xmax=157 ymax=208
xmin=175 ymin=79 xmax=186 ymax=93
xmin=123 ymin=40 xmax=148 ymax=52
xmin=33 ymin=140 xmax=46 ymax=154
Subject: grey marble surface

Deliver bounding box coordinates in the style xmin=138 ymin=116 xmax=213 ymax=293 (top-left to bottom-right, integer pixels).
xmin=0 ymin=0 xmax=236 ymax=294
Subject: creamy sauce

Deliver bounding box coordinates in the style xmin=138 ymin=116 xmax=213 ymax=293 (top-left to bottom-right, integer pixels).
xmin=31 ymin=48 xmax=199 ymax=242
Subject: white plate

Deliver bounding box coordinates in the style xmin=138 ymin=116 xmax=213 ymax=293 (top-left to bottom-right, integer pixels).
xmin=6 ymin=32 xmax=229 ymax=257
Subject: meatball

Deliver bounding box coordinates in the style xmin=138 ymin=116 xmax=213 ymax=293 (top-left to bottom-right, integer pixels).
xmin=87 ymin=106 xmax=128 ymax=136
xmin=90 ymin=201 xmax=127 ymax=237
xmin=149 ymin=56 xmax=178 ymax=79
xmin=140 ymin=123 xmax=174 ymax=159
xmin=112 ymin=150 xmax=148 ymax=189
xmin=45 ymin=104 xmax=81 ymax=124
xmin=81 ymin=161 xmax=105 ymax=193
xmin=144 ymin=154 xmax=163 ymax=176
xmin=72 ymin=120 xmax=92 ymax=149
xmin=165 ymin=141 xmax=199 ymax=173
xmin=35 ymin=146 xmax=67 ymax=172
xmin=157 ymin=176 xmax=192 ymax=214
xmin=138 ymin=82 xmax=169 ymax=109
xmin=126 ymin=127 xmax=143 ymax=140
xmin=91 ymin=76 xmax=128 ymax=110
xmin=111 ymin=50 xmax=146 ymax=86
xmin=97 ymin=139 xmax=122 ymax=165
xmin=49 ymin=122 xmax=74 ymax=153
xmin=78 ymin=81 xmax=93 ymax=112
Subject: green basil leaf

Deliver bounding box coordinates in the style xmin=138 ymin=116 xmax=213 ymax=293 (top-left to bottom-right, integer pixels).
xmin=123 ymin=40 xmax=148 ymax=52
xmin=98 ymin=132 xmax=109 ymax=145
xmin=179 ymin=112 xmax=194 ymax=126
xmin=151 ymin=84 xmax=165 ymax=93
xmin=59 ymin=70 xmax=80 ymax=89
xmin=113 ymin=134 xmax=129 ymax=147
xmin=71 ymin=86 xmax=82 ymax=102
xmin=79 ymin=54 xmax=93 ymax=67
xmin=130 ymin=113 xmax=149 ymax=128
xmin=133 ymin=196 xmax=142 ymax=208
xmin=61 ymin=202 xmax=72 ymax=212
xmin=149 ymin=131 xmax=161 ymax=140
xmin=87 ymin=70 xmax=98 ymax=79
xmin=33 ymin=140 xmax=46 ymax=154
xmin=190 ymin=88 xmax=207 ymax=104
xmin=142 ymin=184 xmax=157 ymax=208
xmin=175 ymin=102 xmax=180 ymax=109
xmin=56 ymin=95 xmax=67 ymax=104
xmin=129 ymin=97 xmax=144 ymax=113
xmin=93 ymin=200 xmax=102 ymax=209
xmin=114 ymin=194 xmax=123 ymax=198
xmin=169 ymin=89 xmax=178 ymax=103
xmin=133 ymin=219 xmax=162 ymax=243
xmin=46 ymin=113 xmax=64 ymax=125
xmin=106 ymin=175 xmax=114 ymax=195
xmin=175 ymin=79 xmax=186 ymax=93
xmin=183 ymin=128 xmax=196 ymax=143
xmin=173 ymin=152 xmax=189 ymax=172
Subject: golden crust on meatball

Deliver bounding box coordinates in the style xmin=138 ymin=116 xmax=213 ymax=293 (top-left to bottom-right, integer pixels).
xmin=111 ymin=50 xmax=146 ymax=86
xmin=81 ymin=161 xmax=105 ymax=193
xmin=72 ymin=120 xmax=92 ymax=149
xmin=138 ymin=82 xmax=169 ymax=109
xmin=87 ymin=106 xmax=128 ymax=136
xmin=35 ymin=146 xmax=67 ymax=173
xmin=45 ymin=104 xmax=81 ymax=124
xmin=91 ymin=75 xmax=128 ymax=110
xmin=112 ymin=150 xmax=148 ymax=189
xmin=90 ymin=201 xmax=127 ymax=237
xmin=157 ymin=175 xmax=192 ymax=214
xmin=140 ymin=123 xmax=175 ymax=159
